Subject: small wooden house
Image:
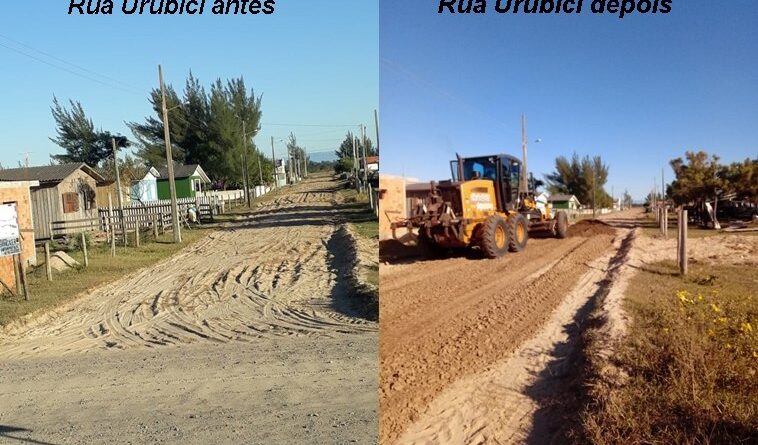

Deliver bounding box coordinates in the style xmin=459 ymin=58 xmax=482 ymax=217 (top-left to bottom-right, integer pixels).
xmin=130 ymin=167 xmax=160 ymax=202
xmin=0 ymin=181 xmax=38 ymax=293
xmin=548 ymin=194 xmax=582 ymax=210
xmin=156 ymin=164 xmax=211 ymax=199
xmin=96 ymin=180 xmax=131 ymax=208
xmin=0 ymin=163 xmax=104 ymax=240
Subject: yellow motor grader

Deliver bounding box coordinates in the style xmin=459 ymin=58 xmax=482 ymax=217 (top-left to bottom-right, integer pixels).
xmin=390 ymin=154 xmax=568 ymax=258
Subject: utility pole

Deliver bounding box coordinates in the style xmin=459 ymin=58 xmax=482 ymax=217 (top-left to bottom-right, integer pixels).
xmin=270 ymin=136 xmax=278 ymax=188
xmin=257 ymin=150 xmax=264 ymax=186
xmin=241 ymin=119 xmax=251 ymax=207
xmin=361 ymin=124 xmax=369 ymax=187
xmin=351 ymin=134 xmax=359 ymax=191
xmin=112 ymin=138 xmax=124 ymax=211
xmin=303 ymin=147 xmax=308 ymax=177
xmin=159 ymin=64 xmax=181 ymax=243
xmin=592 ymin=169 xmax=597 ymax=219
xmin=374 ymin=109 xmax=380 ymax=154
xmin=520 ymin=114 xmax=529 ymax=195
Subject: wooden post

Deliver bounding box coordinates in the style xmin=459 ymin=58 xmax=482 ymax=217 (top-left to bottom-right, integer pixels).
xmin=81 ymin=232 xmax=89 ymax=268
xmin=122 ymin=209 xmax=128 ymax=246
xmin=663 ymin=205 xmax=668 ymax=238
xmin=19 ymin=257 xmax=29 ymax=301
xmin=680 ymin=209 xmax=688 ymax=275
xmin=45 ymin=242 xmax=52 ymax=281
xmin=109 ymin=194 xmax=116 ymax=257
xmin=153 ymin=214 xmax=159 ymax=239
xmin=135 ymin=223 xmax=140 ymax=247
xmin=13 ymin=254 xmax=22 ymax=297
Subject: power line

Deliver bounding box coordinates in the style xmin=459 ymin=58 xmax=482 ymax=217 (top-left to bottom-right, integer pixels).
xmin=0 ymin=33 xmax=142 ymax=92
xmin=262 ymin=122 xmax=359 ymax=128
xmin=0 ymin=41 xmax=141 ymax=96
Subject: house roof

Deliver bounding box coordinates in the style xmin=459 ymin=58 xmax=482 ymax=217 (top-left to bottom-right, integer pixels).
xmin=156 ymin=164 xmax=210 ymax=182
xmin=366 ymin=156 xmax=379 ymax=165
xmin=548 ymin=194 xmax=580 ymax=203
xmin=0 ymin=163 xmax=104 ymax=185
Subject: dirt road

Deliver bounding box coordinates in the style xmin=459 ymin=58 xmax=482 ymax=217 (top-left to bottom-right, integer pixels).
xmin=0 ymin=176 xmax=378 ymax=444
xmin=379 ymin=218 xmax=622 ymax=444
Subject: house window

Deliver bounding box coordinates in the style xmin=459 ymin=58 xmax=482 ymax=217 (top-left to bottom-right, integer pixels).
xmin=62 ymin=192 xmax=80 ymax=213
xmin=194 ymin=179 xmax=202 ymax=192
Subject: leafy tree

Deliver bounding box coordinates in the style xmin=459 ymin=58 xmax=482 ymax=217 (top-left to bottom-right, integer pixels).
xmin=49 ymin=97 xmax=129 ymax=167
xmin=545 ymin=152 xmax=612 ymax=208
xmin=721 ymin=158 xmax=757 ymax=203
xmin=667 ymin=151 xmax=723 ymax=205
xmin=622 ymin=190 xmax=633 ymax=209
xmin=128 ymin=73 xmax=268 ymax=188
xmin=334 ymin=131 xmax=376 ymax=174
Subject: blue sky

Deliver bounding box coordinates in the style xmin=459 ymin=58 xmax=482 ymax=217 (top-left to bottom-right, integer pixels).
xmin=380 ymin=0 xmax=757 ymax=200
xmin=0 ymin=0 xmax=377 ymax=167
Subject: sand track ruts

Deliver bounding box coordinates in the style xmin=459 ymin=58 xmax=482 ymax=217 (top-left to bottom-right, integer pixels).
xmin=0 ymin=177 xmax=376 ymax=359
xmin=379 ymin=231 xmax=618 ymax=444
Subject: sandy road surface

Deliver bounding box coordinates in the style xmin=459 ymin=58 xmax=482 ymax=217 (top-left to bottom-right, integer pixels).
xmin=379 ymin=219 xmax=620 ymax=444
xmin=0 ymin=176 xmax=378 ymax=444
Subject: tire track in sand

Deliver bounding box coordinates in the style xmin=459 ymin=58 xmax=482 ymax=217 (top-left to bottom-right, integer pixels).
xmin=380 ymin=230 xmax=618 ymax=444
xmin=0 ymin=178 xmax=376 ymax=359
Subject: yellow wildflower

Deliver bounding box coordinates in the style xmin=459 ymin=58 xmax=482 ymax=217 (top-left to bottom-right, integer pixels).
xmin=718 ymin=317 xmax=728 ymax=324
xmin=741 ymin=323 xmax=753 ymax=334
xmin=710 ymin=303 xmax=721 ymax=313
xmin=707 ymin=329 xmax=715 ymax=337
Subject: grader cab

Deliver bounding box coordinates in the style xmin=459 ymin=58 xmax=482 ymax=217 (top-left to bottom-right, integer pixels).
xmin=391 ymin=154 xmax=569 ymax=258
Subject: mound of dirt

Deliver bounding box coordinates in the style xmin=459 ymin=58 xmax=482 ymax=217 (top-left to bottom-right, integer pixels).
xmin=569 ymin=220 xmax=617 ymax=237
xmin=48 ymin=251 xmax=80 ymax=272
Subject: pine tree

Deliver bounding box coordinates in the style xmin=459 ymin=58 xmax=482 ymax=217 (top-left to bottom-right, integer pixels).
xmin=49 ymin=97 xmax=129 ymax=167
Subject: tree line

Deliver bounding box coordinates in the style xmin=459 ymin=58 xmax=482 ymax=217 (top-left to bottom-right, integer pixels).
xmin=667 ymin=151 xmax=757 ymax=205
xmin=545 ymin=152 xmax=614 ymax=209
xmin=48 ymin=72 xmax=289 ymax=189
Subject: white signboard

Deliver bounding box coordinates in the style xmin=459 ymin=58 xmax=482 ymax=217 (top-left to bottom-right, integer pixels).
xmin=0 ymin=204 xmax=21 ymax=257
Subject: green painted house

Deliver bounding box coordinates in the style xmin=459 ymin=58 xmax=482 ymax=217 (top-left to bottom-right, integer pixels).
xmin=548 ymin=194 xmax=582 ymax=210
xmin=156 ymin=164 xmax=211 ymax=199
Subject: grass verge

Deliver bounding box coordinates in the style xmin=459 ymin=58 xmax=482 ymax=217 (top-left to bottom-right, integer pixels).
xmin=0 ymin=228 xmax=212 ymax=327
xmin=579 ymin=261 xmax=757 ymax=444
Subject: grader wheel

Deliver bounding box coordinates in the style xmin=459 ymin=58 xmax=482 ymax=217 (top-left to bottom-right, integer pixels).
xmin=554 ymin=211 xmax=569 ymax=239
xmin=480 ymin=215 xmax=509 ymax=259
xmin=508 ymin=214 xmax=529 ymax=252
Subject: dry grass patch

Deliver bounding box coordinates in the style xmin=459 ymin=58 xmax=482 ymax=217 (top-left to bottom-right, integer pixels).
xmin=579 ymin=261 xmax=757 ymax=444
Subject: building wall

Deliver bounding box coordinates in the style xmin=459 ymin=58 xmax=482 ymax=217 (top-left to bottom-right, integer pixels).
xmin=0 ymin=183 xmax=37 ymax=293
xmin=96 ymin=183 xmax=131 ymax=208
xmin=32 ymin=169 xmax=99 ymax=240
xmin=157 ymin=178 xmax=194 ymax=200
xmin=378 ymin=175 xmax=408 ymax=241
xmin=130 ymin=178 xmax=158 ymax=202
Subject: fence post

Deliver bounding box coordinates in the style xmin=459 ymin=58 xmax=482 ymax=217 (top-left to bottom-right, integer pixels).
xmin=45 ymin=242 xmax=53 ymax=281
xmin=13 ymin=254 xmax=22 ymax=297
xmin=135 ymin=223 xmax=140 ymax=247
xmin=81 ymin=232 xmax=89 ymax=268
xmin=122 ymin=209 xmax=128 ymax=246
xmin=19 ymin=256 xmax=29 ymax=301
xmin=153 ymin=214 xmax=159 ymax=239
xmin=679 ymin=209 xmax=688 ymax=276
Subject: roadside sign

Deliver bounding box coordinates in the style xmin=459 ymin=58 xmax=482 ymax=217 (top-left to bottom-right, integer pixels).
xmin=0 ymin=203 xmax=21 ymax=257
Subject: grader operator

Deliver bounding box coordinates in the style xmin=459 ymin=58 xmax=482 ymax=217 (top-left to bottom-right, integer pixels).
xmin=390 ymin=154 xmax=569 ymax=258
